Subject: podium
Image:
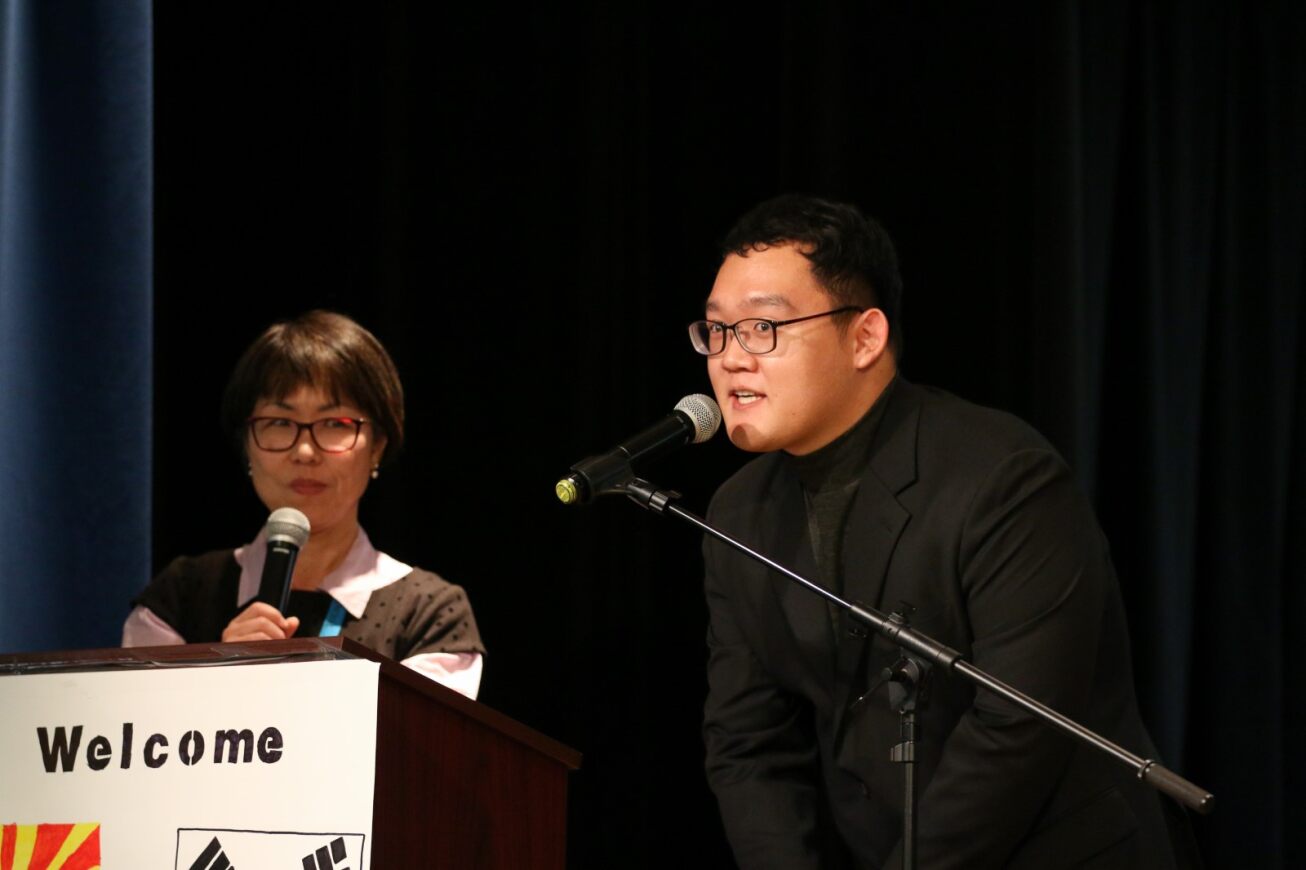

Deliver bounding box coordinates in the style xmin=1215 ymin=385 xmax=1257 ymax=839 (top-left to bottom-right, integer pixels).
xmin=0 ymin=637 xmax=580 ymax=869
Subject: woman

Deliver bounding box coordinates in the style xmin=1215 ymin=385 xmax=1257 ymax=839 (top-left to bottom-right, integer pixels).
xmin=123 ymin=310 xmax=485 ymax=699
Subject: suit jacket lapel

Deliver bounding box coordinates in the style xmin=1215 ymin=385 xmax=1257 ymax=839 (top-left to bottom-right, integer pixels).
xmin=832 ymin=382 xmax=920 ymax=739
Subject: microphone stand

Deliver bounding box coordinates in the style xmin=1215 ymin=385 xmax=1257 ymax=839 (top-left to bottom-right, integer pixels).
xmin=619 ymin=477 xmax=1214 ymax=870
xmin=883 ymin=638 xmax=929 ymax=868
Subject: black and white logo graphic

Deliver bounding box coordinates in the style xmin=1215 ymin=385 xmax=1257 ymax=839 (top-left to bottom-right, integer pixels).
xmin=188 ymin=836 xmax=235 ymax=870
xmin=176 ymin=828 xmax=365 ymax=870
xmin=301 ymin=836 xmax=350 ymax=869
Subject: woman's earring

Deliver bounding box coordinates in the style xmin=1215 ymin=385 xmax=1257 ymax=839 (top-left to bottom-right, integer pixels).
xmin=371 ymin=467 xmax=380 ymax=480
xmin=247 ymin=464 xmax=253 ymax=477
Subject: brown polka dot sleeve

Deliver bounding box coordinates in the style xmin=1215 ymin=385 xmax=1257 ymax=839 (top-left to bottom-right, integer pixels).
xmin=342 ymin=568 xmax=486 ymax=662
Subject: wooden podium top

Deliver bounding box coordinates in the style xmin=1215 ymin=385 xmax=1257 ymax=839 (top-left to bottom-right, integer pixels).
xmin=0 ymin=636 xmax=581 ymax=770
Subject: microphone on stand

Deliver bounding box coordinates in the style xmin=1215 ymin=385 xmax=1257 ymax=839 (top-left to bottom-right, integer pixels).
xmin=555 ymin=394 xmax=721 ymax=505
xmin=255 ymin=507 xmax=311 ymax=612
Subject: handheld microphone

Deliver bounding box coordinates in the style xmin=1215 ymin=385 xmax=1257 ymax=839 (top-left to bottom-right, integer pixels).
xmin=556 ymin=394 xmax=721 ymax=505
xmin=255 ymin=507 xmax=311 ymax=612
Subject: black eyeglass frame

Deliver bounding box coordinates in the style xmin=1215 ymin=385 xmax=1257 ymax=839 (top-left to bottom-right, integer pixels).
xmin=688 ymin=305 xmax=867 ymax=356
xmin=246 ymin=416 xmax=369 ymax=453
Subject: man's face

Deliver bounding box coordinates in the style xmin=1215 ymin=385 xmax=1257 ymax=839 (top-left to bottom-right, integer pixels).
xmin=705 ymin=244 xmax=867 ymax=455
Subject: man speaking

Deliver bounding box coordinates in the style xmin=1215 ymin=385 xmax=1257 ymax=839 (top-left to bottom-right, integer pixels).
xmin=694 ymin=195 xmax=1196 ymax=868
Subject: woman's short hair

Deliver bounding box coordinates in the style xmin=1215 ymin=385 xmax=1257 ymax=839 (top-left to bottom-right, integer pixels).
xmin=221 ymin=310 xmax=405 ymax=463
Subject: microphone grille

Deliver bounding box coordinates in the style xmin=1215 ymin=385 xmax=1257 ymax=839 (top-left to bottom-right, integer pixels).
xmin=266 ymin=507 xmax=311 ymax=548
xmin=674 ymin=394 xmax=722 ymax=444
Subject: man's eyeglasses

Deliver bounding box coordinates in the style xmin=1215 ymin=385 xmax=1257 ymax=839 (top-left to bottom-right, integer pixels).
xmin=688 ymin=306 xmax=865 ymax=356
xmin=247 ymin=417 xmax=368 ymax=453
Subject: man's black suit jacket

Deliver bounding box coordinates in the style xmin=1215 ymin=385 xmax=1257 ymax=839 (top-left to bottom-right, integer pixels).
xmin=703 ymin=379 xmax=1193 ymax=869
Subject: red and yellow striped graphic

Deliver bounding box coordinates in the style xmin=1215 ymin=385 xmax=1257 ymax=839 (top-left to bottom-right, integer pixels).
xmin=0 ymin=824 xmax=100 ymax=870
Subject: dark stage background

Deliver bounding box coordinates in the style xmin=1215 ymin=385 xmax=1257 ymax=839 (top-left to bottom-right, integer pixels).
xmin=149 ymin=3 xmax=1302 ymax=867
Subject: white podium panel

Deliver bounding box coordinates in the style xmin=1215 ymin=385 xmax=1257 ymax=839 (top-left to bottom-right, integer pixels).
xmin=0 ymin=658 xmax=379 ymax=869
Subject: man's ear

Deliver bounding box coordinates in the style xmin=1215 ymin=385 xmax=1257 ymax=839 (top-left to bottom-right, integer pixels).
xmin=851 ymin=308 xmax=891 ymax=370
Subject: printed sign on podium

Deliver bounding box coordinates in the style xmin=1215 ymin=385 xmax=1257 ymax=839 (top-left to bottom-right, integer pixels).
xmin=0 ymin=658 xmax=379 ymax=869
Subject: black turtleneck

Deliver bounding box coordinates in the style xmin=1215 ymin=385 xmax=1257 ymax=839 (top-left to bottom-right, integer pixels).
xmin=790 ymin=377 xmax=897 ymax=639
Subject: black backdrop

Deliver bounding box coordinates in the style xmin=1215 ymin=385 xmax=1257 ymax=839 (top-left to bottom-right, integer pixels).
xmin=153 ymin=3 xmax=1303 ymax=867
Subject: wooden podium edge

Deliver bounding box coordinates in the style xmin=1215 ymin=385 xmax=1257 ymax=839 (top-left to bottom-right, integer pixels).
xmin=0 ymin=637 xmax=581 ymax=770
xmin=326 ymin=636 xmax=581 ymax=769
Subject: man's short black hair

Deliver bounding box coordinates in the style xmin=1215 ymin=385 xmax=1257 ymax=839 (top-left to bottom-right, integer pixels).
xmin=720 ymin=194 xmax=904 ymax=357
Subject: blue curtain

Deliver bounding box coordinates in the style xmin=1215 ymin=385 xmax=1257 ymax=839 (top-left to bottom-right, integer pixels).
xmin=0 ymin=0 xmax=152 ymax=652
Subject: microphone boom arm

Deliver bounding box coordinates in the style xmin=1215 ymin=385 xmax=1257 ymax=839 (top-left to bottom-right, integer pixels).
xmin=617 ymin=476 xmax=1215 ymax=816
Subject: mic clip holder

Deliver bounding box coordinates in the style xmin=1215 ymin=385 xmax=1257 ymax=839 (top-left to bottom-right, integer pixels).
xmin=622 ymin=477 xmax=681 ymax=513
xmin=556 ymin=464 xmax=683 ymax=512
